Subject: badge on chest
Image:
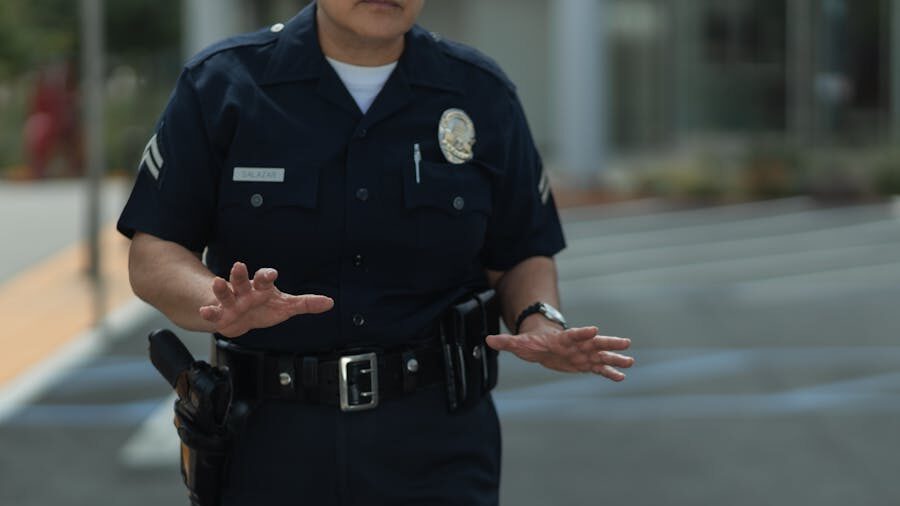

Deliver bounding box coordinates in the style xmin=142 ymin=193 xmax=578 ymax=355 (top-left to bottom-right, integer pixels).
xmin=438 ymin=109 xmax=476 ymax=164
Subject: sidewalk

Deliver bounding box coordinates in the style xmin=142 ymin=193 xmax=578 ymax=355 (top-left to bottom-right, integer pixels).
xmin=0 ymin=179 xmax=139 ymax=393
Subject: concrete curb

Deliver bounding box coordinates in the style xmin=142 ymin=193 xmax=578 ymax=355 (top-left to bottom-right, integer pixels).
xmin=0 ymin=298 xmax=157 ymax=423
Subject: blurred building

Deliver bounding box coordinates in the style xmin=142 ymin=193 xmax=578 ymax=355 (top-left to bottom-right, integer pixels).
xmin=184 ymin=0 xmax=898 ymax=182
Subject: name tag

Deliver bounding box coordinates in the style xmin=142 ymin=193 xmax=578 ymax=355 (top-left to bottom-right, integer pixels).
xmin=233 ymin=167 xmax=285 ymax=183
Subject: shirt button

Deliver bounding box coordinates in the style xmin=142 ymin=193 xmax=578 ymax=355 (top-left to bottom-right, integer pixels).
xmin=270 ymin=23 xmax=285 ymax=33
xmin=452 ymin=196 xmax=465 ymax=211
xmin=355 ymin=188 xmax=369 ymax=202
xmin=356 ymin=128 xmax=367 ymax=138
xmin=352 ymin=314 xmax=366 ymax=327
xmin=250 ymin=193 xmax=264 ymax=208
xmin=353 ymin=254 xmax=364 ymax=267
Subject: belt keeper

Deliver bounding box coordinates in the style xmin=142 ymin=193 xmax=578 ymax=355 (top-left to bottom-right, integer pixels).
xmin=401 ymin=351 xmax=418 ymax=393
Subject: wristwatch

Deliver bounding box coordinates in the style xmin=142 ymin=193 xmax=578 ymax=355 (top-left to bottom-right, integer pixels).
xmin=514 ymin=302 xmax=568 ymax=334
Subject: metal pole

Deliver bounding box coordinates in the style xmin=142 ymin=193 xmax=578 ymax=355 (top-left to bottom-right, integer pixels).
xmin=552 ymin=0 xmax=606 ymax=185
xmin=184 ymin=0 xmax=242 ymax=60
xmin=788 ymin=0 xmax=814 ymax=144
xmin=891 ymin=0 xmax=900 ymax=139
xmin=80 ymin=0 xmax=105 ymax=325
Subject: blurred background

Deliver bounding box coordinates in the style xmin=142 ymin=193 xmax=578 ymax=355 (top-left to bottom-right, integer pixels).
xmin=1 ymin=1 xmax=899 ymax=505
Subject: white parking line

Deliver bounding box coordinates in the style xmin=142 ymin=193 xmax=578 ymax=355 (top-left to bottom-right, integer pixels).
xmin=120 ymin=393 xmax=178 ymax=468
xmin=558 ymin=218 xmax=900 ymax=281
xmin=732 ymin=260 xmax=900 ymax=302
xmin=0 ymin=298 xmax=155 ymax=423
xmin=494 ymin=347 xmax=900 ymax=420
xmin=562 ymin=196 xmax=814 ymax=237
xmin=495 ymin=392 xmax=900 ymax=421
xmin=563 ymin=202 xmax=892 ymax=255
xmin=501 ymin=347 xmax=900 ymax=398
xmin=559 ymin=197 xmax=667 ymax=223
xmin=560 ymin=239 xmax=900 ymax=289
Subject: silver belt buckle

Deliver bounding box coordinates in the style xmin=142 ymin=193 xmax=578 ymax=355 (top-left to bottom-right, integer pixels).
xmin=339 ymin=352 xmax=379 ymax=412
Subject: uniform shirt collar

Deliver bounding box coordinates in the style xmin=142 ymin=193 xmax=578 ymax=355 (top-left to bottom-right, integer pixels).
xmin=260 ymin=3 xmax=461 ymax=94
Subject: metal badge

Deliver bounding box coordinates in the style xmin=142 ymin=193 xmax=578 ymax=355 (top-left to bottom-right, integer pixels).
xmin=438 ymin=108 xmax=476 ymax=164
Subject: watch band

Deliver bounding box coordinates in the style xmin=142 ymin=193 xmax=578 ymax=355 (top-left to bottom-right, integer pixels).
xmin=514 ymin=302 xmax=567 ymax=334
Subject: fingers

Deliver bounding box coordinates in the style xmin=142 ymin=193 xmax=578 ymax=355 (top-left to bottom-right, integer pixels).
xmin=212 ymin=277 xmax=236 ymax=307
xmin=252 ymin=268 xmax=278 ymax=291
xmin=562 ymin=327 xmax=631 ymax=352
xmin=230 ymin=262 xmax=253 ymax=296
xmin=593 ymin=351 xmax=635 ymax=369
xmin=566 ymin=326 xmax=600 ymax=342
xmin=585 ymin=335 xmax=631 ymax=352
xmin=551 ymin=327 xmax=588 ymax=352
xmin=562 ymin=328 xmax=634 ymax=378
xmin=288 ymin=294 xmax=335 ymax=315
xmin=592 ymin=364 xmax=626 ymax=382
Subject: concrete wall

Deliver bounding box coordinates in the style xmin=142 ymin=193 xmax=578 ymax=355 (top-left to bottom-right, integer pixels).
xmin=183 ymin=0 xmax=243 ymax=59
xmin=418 ymin=0 xmax=552 ymax=151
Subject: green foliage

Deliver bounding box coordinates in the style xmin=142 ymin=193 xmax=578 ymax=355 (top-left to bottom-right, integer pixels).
xmin=0 ymin=0 xmax=181 ymax=79
xmin=0 ymin=0 xmax=77 ymax=77
xmin=106 ymin=0 xmax=181 ymax=55
xmin=0 ymin=0 xmax=183 ymax=174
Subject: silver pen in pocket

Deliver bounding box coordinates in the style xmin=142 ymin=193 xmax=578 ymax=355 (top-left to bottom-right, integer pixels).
xmin=414 ymin=143 xmax=422 ymax=184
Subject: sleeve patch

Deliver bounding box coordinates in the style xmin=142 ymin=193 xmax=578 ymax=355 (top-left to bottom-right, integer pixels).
xmin=538 ymin=168 xmax=550 ymax=205
xmin=140 ymin=134 xmax=164 ymax=181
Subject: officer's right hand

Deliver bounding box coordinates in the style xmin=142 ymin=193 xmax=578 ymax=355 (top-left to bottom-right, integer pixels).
xmin=198 ymin=261 xmax=334 ymax=338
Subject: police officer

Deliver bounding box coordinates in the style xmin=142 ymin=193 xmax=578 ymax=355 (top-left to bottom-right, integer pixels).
xmin=119 ymin=1 xmax=634 ymax=504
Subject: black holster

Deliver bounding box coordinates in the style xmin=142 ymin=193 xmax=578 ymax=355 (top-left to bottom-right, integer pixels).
xmin=148 ymin=330 xmax=249 ymax=506
xmin=440 ymin=289 xmax=501 ymax=412
xmin=172 ymin=361 xmax=235 ymax=506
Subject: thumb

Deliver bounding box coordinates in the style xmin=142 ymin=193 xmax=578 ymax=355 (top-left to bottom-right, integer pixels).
xmin=485 ymin=334 xmax=516 ymax=352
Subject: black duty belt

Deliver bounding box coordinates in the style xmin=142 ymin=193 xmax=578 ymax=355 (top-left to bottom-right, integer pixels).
xmin=214 ymin=339 xmax=445 ymax=412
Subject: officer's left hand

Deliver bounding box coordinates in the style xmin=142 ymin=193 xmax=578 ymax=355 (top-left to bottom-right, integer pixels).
xmin=486 ymin=324 xmax=634 ymax=381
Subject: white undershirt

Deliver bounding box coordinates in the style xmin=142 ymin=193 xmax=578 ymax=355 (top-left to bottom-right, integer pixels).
xmin=325 ymin=57 xmax=398 ymax=114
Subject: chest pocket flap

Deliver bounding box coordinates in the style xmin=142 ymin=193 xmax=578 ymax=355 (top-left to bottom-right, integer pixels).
xmin=219 ymin=166 xmax=319 ymax=210
xmin=404 ymin=161 xmax=492 ymax=216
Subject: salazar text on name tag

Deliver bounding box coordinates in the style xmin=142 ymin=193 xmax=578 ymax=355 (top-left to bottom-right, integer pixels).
xmin=233 ymin=167 xmax=286 ymax=183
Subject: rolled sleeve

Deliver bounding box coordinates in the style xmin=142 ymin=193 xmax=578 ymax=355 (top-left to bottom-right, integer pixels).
xmin=481 ymin=96 xmax=566 ymax=271
xmin=117 ymin=70 xmax=219 ymax=253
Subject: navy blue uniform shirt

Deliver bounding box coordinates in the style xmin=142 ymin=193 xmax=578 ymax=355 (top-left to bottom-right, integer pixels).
xmin=118 ymin=5 xmax=566 ymax=353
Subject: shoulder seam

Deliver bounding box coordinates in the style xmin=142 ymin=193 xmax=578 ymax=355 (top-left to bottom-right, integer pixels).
xmin=186 ymin=30 xmax=279 ymax=69
xmin=435 ymin=38 xmax=516 ymax=93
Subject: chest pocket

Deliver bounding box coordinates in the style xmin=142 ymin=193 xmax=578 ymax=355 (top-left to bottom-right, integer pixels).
xmin=216 ymin=166 xmax=320 ymax=266
xmin=403 ymin=160 xmax=493 ymax=281
xmin=219 ymin=167 xmax=318 ymax=211
xmin=405 ymin=161 xmax=492 ymax=215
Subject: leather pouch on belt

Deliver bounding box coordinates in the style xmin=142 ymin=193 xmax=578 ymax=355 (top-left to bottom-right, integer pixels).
xmin=440 ymin=289 xmax=501 ymax=413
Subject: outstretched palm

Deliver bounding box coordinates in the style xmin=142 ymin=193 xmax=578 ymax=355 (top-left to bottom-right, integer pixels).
xmin=486 ymin=326 xmax=634 ymax=381
xmin=199 ymin=262 xmax=334 ymax=338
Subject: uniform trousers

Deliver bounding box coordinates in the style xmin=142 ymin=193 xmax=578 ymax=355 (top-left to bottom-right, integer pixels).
xmin=220 ymin=385 xmax=502 ymax=506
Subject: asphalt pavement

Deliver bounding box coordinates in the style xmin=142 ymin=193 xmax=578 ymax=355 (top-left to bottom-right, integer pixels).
xmin=2 ymin=196 xmax=900 ymax=505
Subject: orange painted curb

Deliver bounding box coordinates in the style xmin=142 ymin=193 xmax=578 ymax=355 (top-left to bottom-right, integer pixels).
xmin=0 ymin=226 xmax=134 ymax=388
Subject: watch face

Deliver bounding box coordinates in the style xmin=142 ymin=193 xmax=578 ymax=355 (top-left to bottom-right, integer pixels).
xmin=540 ymin=303 xmax=565 ymax=324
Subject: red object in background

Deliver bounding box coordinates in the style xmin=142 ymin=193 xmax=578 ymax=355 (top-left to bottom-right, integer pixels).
xmin=23 ymin=62 xmax=83 ymax=178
